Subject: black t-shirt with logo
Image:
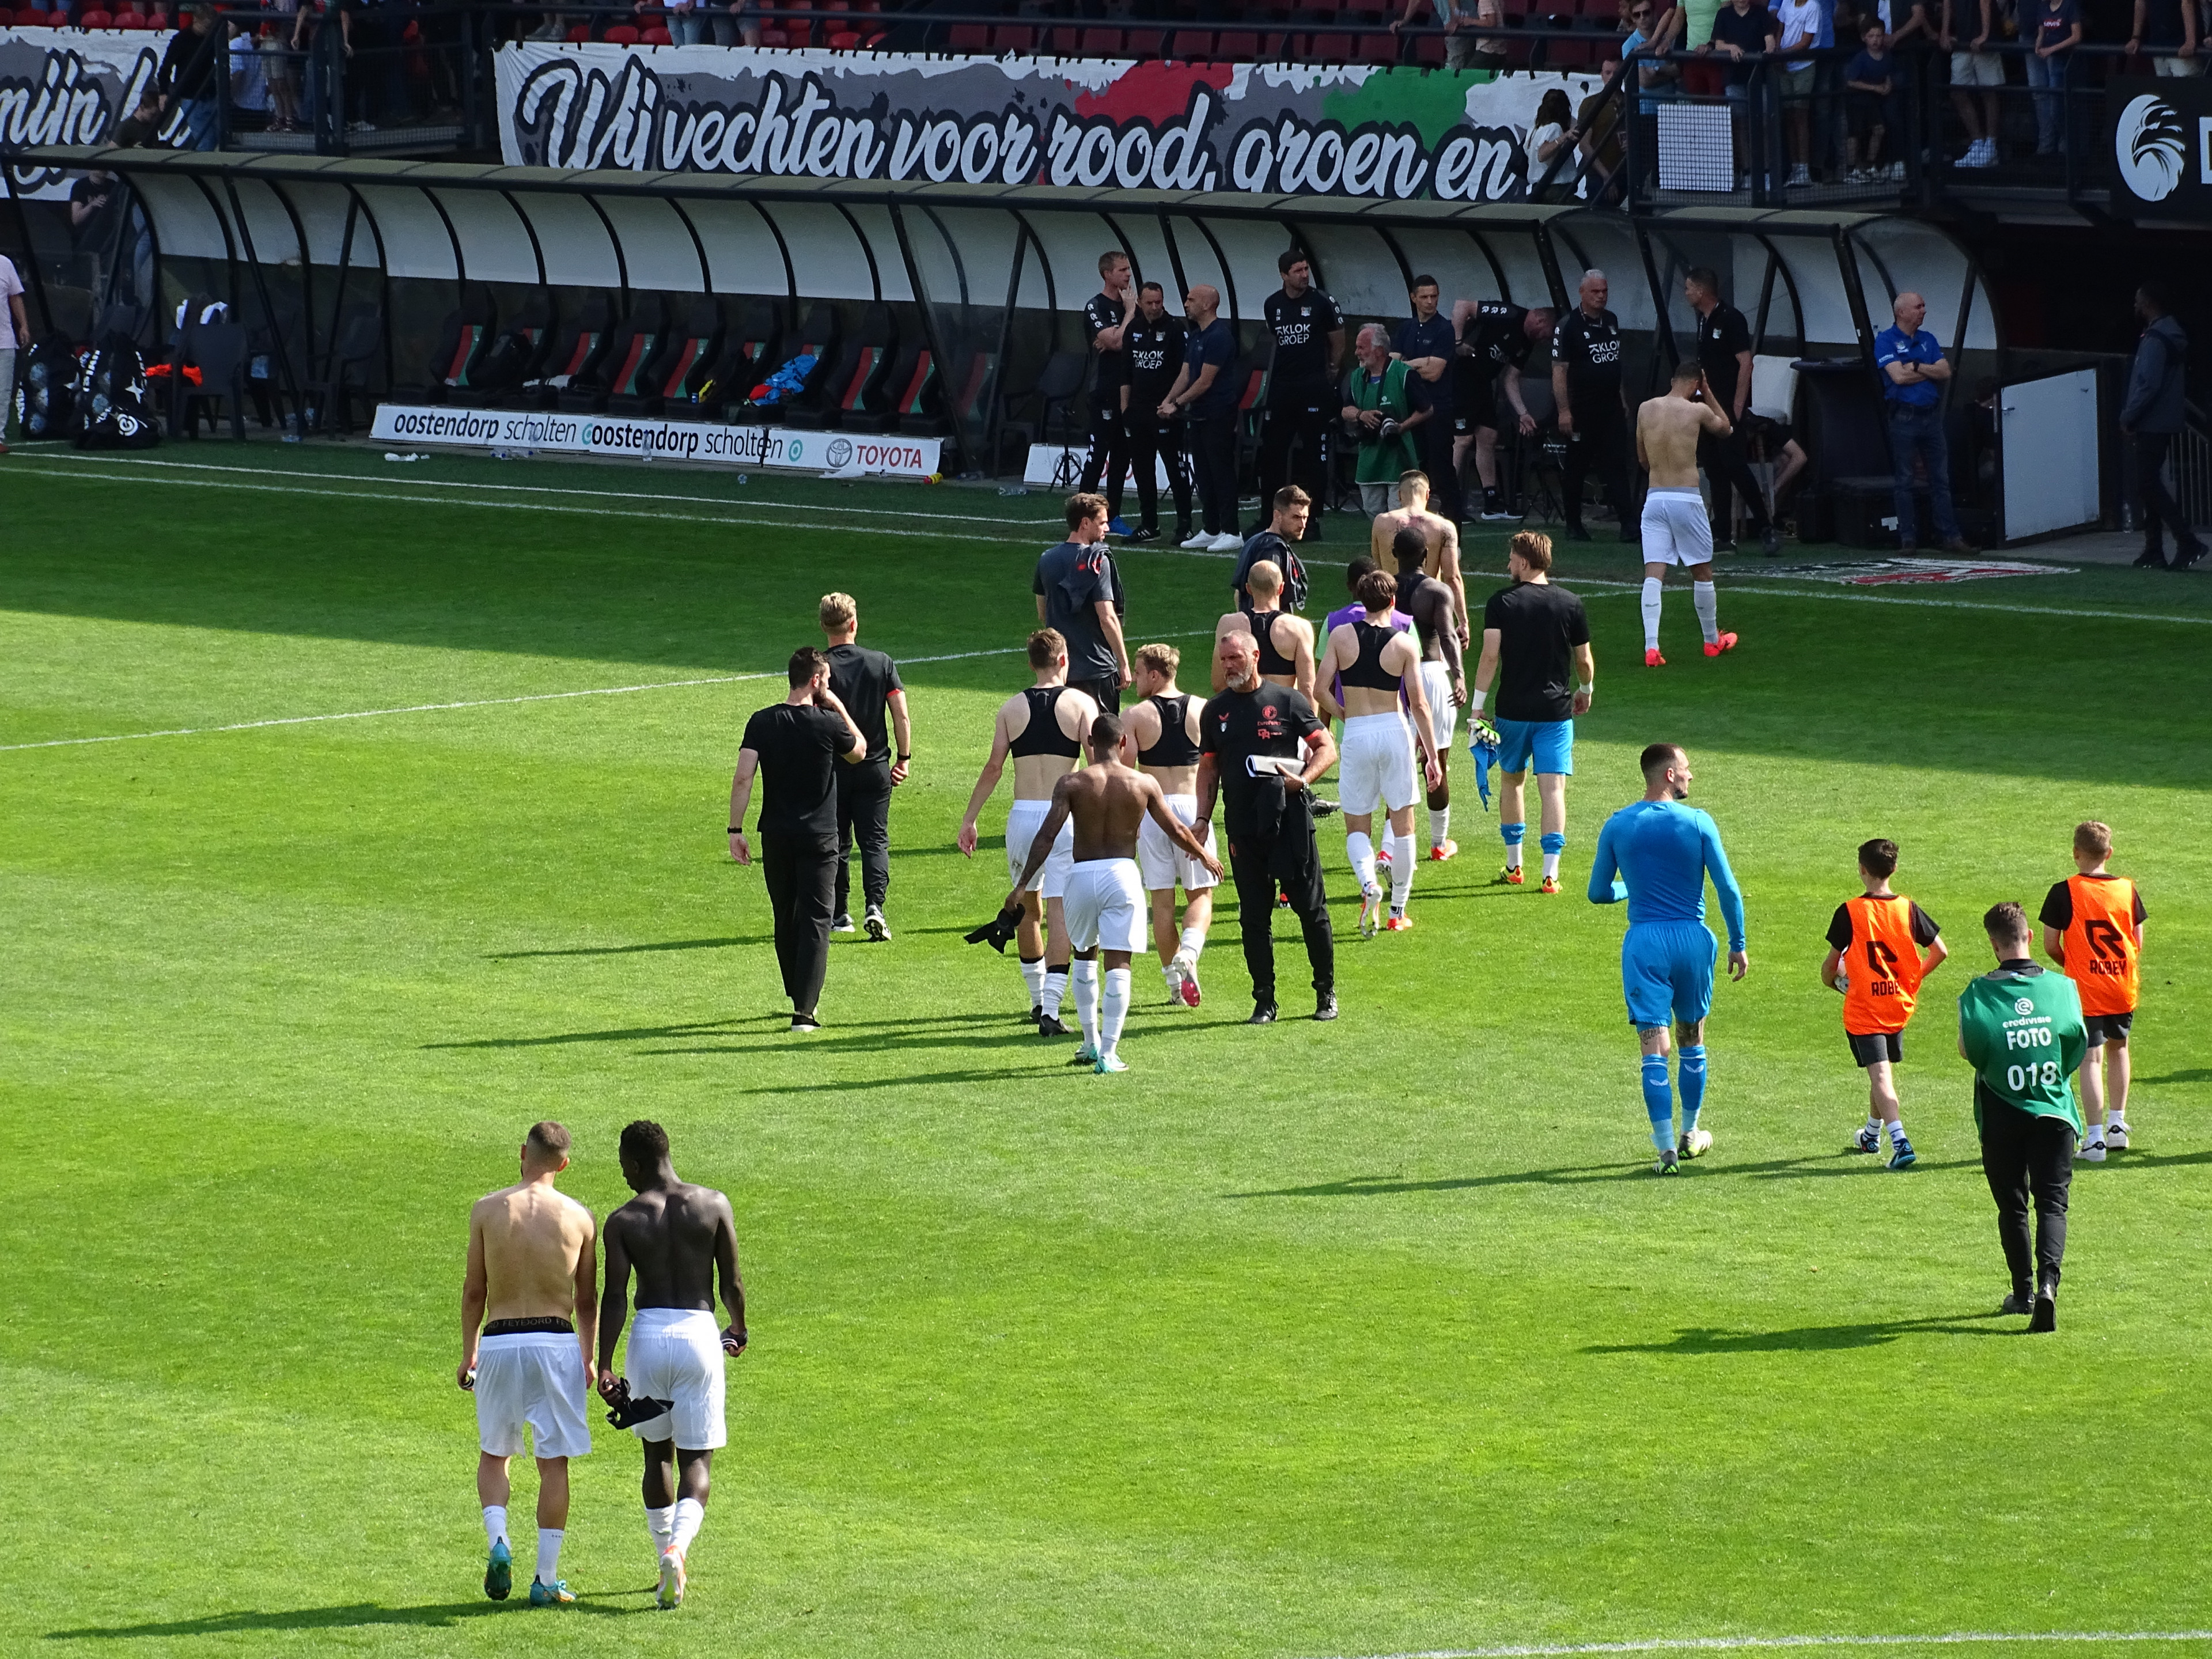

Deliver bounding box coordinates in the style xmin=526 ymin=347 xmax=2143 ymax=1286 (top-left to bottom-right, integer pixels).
xmin=1695 ymin=302 xmax=1753 ymax=414
xmin=1263 ymin=286 xmax=1345 ymax=407
xmin=1126 ymin=314 xmax=1187 ymax=411
xmin=1033 ymin=539 xmax=1124 ymax=682
xmin=1552 ymin=305 xmax=1624 ymax=403
xmin=824 ymin=642 xmax=903 ymax=764
xmin=741 ymin=702 xmax=850 ymax=846
xmin=1482 ymin=580 xmax=1592 ymax=722
xmin=1084 ymin=290 xmax=1130 ymax=406
xmin=1458 ymin=299 xmax=1533 ymax=404
xmin=1200 ymin=681 xmax=1325 ymax=842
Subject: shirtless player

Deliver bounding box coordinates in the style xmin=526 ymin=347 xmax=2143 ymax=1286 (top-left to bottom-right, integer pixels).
xmin=1009 ymin=711 xmax=1222 ymax=1071
xmin=1634 ymin=362 xmax=1739 ymax=666
xmin=460 ymin=1120 xmax=598 ymax=1607
xmin=598 ymin=1120 xmax=747 ymax=1611
xmin=1121 ymin=643 xmax=1221 ymax=1007
xmin=1367 ymin=470 xmax=1470 ymax=653
xmin=959 ymin=628 xmax=1101 ymax=1035
xmin=1212 ymin=559 xmax=1316 ymax=700
xmin=1388 ymin=526 xmax=1467 ymax=861
xmin=1317 ymin=569 xmax=1445 ymax=935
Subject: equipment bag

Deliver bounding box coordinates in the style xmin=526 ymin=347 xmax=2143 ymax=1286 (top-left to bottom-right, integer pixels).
xmin=72 ymin=334 xmax=159 ymax=450
xmin=18 ymin=335 xmax=84 ymax=440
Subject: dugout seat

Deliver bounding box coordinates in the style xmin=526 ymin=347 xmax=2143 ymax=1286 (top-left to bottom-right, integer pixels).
xmin=733 ymin=302 xmax=838 ymax=426
xmin=559 ymin=294 xmax=669 ymax=414
xmin=785 ymin=302 xmax=896 ymax=429
xmin=399 ymin=285 xmax=497 ymax=406
xmin=450 ymin=290 xmax=555 ymax=408
xmin=607 ymin=294 xmax=722 ymax=416
xmin=517 ymin=289 xmax=615 ymax=409
xmin=846 ymin=336 xmax=941 ymax=434
xmin=664 ymin=297 xmax=782 ymax=423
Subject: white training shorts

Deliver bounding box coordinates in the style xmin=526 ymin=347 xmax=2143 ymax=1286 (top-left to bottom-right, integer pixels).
xmin=1006 ymin=798 xmax=1075 ymax=900
xmin=1950 ymin=49 xmax=2004 ymax=84
xmin=1339 ymin=711 xmax=1419 ymax=816
xmin=1137 ymin=793 xmax=1218 ymax=894
xmin=475 ymin=1332 xmax=594 ymax=1461
xmin=1063 ymin=857 xmax=1148 ymax=955
xmin=622 ymin=1308 xmax=728 ymax=1450
xmin=1641 ymin=486 xmax=1714 ymax=569
xmin=1418 ymin=660 xmax=1456 ymax=758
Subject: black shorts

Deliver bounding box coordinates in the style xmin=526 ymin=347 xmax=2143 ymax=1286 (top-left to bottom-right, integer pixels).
xmin=2083 ymin=1010 xmax=2134 ymax=1046
xmin=1452 ymin=378 xmax=1503 ymax=436
xmin=1846 ymin=1030 xmax=1903 ymax=1068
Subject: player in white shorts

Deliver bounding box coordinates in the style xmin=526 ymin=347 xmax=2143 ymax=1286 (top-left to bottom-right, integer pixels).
xmin=1009 ymin=708 xmax=1221 ymax=1071
xmin=1634 ymin=361 xmax=1739 ymax=666
xmin=1387 ymin=525 xmax=1467 ymax=861
xmin=959 ymin=628 xmax=1100 ymax=1035
xmin=1317 ymin=568 xmax=1444 ymax=935
xmin=598 ymin=1120 xmax=748 ymax=1611
xmin=1120 ymin=642 xmax=1219 ymax=1006
xmin=460 ymin=1121 xmax=599 ymax=1607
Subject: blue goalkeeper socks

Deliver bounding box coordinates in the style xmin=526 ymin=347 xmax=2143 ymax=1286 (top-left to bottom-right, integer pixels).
xmin=1642 ymin=1052 xmax=1674 ymax=1150
xmin=1539 ymin=832 xmax=1565 ymax=856
xmin=1677 ymin=1046 xmax=1708 ymax=1130
xmin=1502 ymin=820 xmax=1526 ymax=870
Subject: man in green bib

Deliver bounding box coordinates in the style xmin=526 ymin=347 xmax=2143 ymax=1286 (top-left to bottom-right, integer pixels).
xmin=1342 ymin=324 xmax=1433 ymax=517
xmin=1957 ymin=900 xmax=2086 ymax=1334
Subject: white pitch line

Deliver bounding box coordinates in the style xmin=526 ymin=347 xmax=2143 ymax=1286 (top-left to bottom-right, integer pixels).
xmin=1318 ymin=1629 xmax=2212 ymax=1659
xmin=1558 ymin=574 xmax=2212 ymax=626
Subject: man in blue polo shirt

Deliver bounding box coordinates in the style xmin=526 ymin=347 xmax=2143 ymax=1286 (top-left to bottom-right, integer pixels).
xmin=1393 ymin=275 xmax=1463 ymax=525
xmin=1874 ymin=291 xmax=1974 ymax=554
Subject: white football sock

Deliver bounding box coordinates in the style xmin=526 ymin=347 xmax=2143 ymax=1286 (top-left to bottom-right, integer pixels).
xmin=1179 ymin=925 xmax=1205 ymax=961
xmin=536 ymin=1528 xmax=563 ymax=1586
xmin=1388 ymin=834 xmax=1415 ymax=908
xmin=483 ymin=1505 xmax=509 ymax=1550
xmin=1101 ymin=967 xmax=1131 ymax=1055
xmin=1041 ymin=967 xmax=1068 ymax=1018
xmin=1019 ymin=955 xmax=1046 ymax=1006
xmin=646 ymin=1504 xmax=676 ymax=1554
xmin=1692 ymin=579 xmax=1720 ymax=645
xmin=1070 ymin=959 xmax=1101 ymax=1048
xmin=672 ymin=1497 xmax=705 ymax=1555
xmin=1888 ymin=1118 xmax=1908 ymax=1142
xmin=1641 ymin=577 xmax=1664 ymax=649
xmin=1346 ymin=830 xmax=1378 ymax=893
xmin=1429 ymin=805 xmax=1450 ymax=849
xmin=1162 ymin=963 xmax=1182 ymax=995
xmin=1865 ymin=1115 xmax=1883 ymax=1135
xmin=1541 ymin=849 xmax=1561 ymax=881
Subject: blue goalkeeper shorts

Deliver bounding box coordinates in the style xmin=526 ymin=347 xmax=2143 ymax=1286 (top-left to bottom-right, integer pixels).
xmin=1494 ymin=716 xmax=1573 ymax=777
xmin=1621 ymin=920 xmax=1718 ymax=1029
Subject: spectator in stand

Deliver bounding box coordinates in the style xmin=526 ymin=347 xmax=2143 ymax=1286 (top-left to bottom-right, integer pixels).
xmin=1703 ymin=0 xmax=1780 ymax=187
xmin=2121 ymin=282 xmax=2205 ymax=570
xmin=1343 ymin=324 xmax=1433 ymax=517
xmin=0 ymin=250 xmax=26 ymax=455
xmin=1622 ymin=0 xmax=1684 ymax=176
xmin=1255 ymin=251 xmax=1345 ymax=543
xmin=2127 ymin=0 xmax=2199 ymax=72
xmin=1391 ymin=0 xmax=1509 ymax=70
xmin=1942 ymin=0 xmax=2004 ymax=166
xmin=1573 ymin=56 xmax=1630 ymax=198
xmin=229 ymin=17 xmax=271 ymax=134
xmin=1844 ymin=20 xmax=1903 ymax=179
xmin=1158 ymin=283 xmax=1243 ymax=555
xmin=664 ymin=0 xmax=707 ymax=44
xmin=1874 ymin=290 xmax=1974 ymax=553
xmin=2025 ymin=0 xmax=2081 ymax=155
xmin=262 ymin=4 xmax=301 ymax=134
xmin=158 ymin=5 xmax=226 ymax=152
xmin=718 ymin=0 xmax=762 ymax=48
xmin=1775 ymin=0 xmax=1822 ymax=184
xmin=1526 ymin=88 xmax=1578 ymax=181
xmin=1393 ymin=275 xmax=1464 ymax=523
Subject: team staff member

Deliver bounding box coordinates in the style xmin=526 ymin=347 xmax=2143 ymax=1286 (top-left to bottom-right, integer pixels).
xmin=2040 ymin=820 xmax=2148 ymax=1163
xmin=1081 ymin=250 xmax=1135 ymax=533
xmin=729 ymin=649 xmax=868 ymax=1033
xmin=1552 ymin=270 xmax=1637 ymax=544
xmin=1256 ymin=249 xmax=1346 ymax=539
xmin=1196 ymin=630 xmax=1339 ymax=1024
xmin=1393 ymin=275 xmax=1464 ymax=525
xmin=1034 ymin=491 xmax=1132 ymax=710
xmin=1875 ymin=290 xmax=1974 ymax=554
xmin=820 ymin=591 xmax=910 ymax=944
xmin=1684 ymin=267 xmax=1782 ymax=556
xmin=1958 ymin=902 xmax=2086 ymax=1333
xmin=1343 ymin=324 xmax=1433 ymax=517
xmin=1158 ymin=283 xmax=1243 ymax=554
xmin=1472 ymin=530 xmax=1592 ymax=893
xmin=1455 ymin=297 xmax=1554 ymax=524
xmin=1124 ymin=281 xmax=1193 ymax=546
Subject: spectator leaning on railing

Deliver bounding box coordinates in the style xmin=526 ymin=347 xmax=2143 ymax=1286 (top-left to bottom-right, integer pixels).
xmin=2025 ymin=0 xmax=2082 ymax=157
xmin=1844 ymin=20 xmax=1904 ymax=180
xmin=1941 ymin=0 xmax=2004 ymax=168
xmin=1703 ymin=0 xmax=1779 ymax=186
xmin=2126 ymin=0 xmax=2200 ymax=74
xmin=1391 ymin=0 xmax=1510 ymax=71
xmin=158 ymin=5 xmax=225 ymax=153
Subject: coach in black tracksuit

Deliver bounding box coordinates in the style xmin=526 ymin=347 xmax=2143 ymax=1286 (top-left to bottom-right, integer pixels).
xmin=1254 ymin=251 xmax=1345 ymax=537
xmin=1079 ymin=255 xmax=1135 ymax=524
xmin=1125 ymin=283 xmax=1194 ymax=543
xmin=1686 ymin=267 xmax=1779 ymax=554
xmin=1551 ymin=272 xmax=1636 ymax=544
xmin=821 ymin=594 xmax=910 ymax=937
xmin=730 ymin=648 xmax=866 ymax=1033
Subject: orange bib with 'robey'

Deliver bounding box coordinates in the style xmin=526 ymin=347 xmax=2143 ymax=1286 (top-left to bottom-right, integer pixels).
xmin=1842 ymin=894 xmax=1926 ymax=1036
xmin=2064 ymin=874 xmax=2141 ymax=1016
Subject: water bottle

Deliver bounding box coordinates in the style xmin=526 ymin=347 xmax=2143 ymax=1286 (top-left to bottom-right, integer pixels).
xmin=998 ymin=485 xmax=1030 ymax=497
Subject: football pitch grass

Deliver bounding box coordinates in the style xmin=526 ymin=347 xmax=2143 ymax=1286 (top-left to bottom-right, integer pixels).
xmin=3 ymin=446 xmax=2209 ymax=1659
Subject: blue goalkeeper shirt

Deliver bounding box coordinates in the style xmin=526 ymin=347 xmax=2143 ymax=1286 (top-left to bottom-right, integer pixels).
xmin=1586 ymin=798 xmax=1747 ymax=952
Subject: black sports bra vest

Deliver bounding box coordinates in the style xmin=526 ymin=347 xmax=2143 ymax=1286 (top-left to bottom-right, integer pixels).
xmin=1341 ymin=621 xmax=1402 ymax=692
xmin=1137 ymin=693 xmax=1201 ymax=767
xmin=1244 ymin=608 xmax=1297 ymax=680
xmin=1009 ymin=685 xmax=1082 ymax=759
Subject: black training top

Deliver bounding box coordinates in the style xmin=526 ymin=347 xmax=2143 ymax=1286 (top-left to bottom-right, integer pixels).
xmin=1826 ymin=900 xmax=1941 ymax=953
xmin=824 ymin=642 xmax=903 ymax=763
xmin=1127 ymin=315 xmax=1187 ymax=408
xmin=1340 ymin=620 xmax=1403 ymax=692
xmin=1247 ymin=609 xmax=1300 ymax=680
xmin=1482 ymin=580 xmax=1591 ymax=723
xmin=1392 ymin=313 xmax=1457 ymax=415
xmin=741 ymin=702 xmax=849 ymax=845
xmin=1695 ymin=302 xmax=1753 ymax=414
xmin=1009 ymin=685 xmax=1083 ymax=759
xmin=1201 ymin=681 xmax=1326 ymax=842
xmin=1457 ymin=299 xmax=1532 ymax=403
xmin=1552 ymin=305 xmax=1624 ymax=400
xmin=1263 ymin=286 xmax=1344 ymax=406
xmin=2039 ymin=876 xmax=2149 ymax=932
xmin=1033 ymin=539 xmax=1124 ymax=683
xmin=1138 ymin=692 xmax=1202 ymax=768
xmin=1084 ymin=289 xmax=1129 ymax=406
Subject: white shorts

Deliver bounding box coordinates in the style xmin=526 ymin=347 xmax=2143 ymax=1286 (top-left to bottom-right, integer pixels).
xmin=1950 ymin=50 xmax=2004 ymax=85
xmin=475 ymin=1332 xmax=594 ymax=1461
xmin=622 ymin=1308 xmax=728 ymax=1450
xmin=1641 ymin=487 xmax=1714 ymax=568
xmin=1339 ymin=711 xmax=1419 ymax=816
xmin=1137 ymin=794 xmax=1218 ymax=894
xmin=1062 ymin=857 xmax=1147 ymax=955
xmin=1418 ymin=660 xmax=1456 ymax=757
xmin=2154 ymin=54 xmax=2203 ymax=74
xmin=1006 ymin=798 xmax=1075 ymax=900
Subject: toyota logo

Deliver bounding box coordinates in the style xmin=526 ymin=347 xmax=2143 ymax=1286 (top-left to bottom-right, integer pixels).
xmin=2115 ymin=93 xmax=2188 ymax=202
xmin=827 ymin=438 xmax=854 ymax=468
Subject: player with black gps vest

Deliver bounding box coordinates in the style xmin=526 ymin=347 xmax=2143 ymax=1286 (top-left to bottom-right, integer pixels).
xmin=1121 ymin=643 xmax=1220 ymax=1008
xmin=1455 ymin=297 xmax=1555 ymax=523
xmin=1123 ymin=281 xmax=1192 ymax=545
xmin=1080 ymin=249 xmax=1135 ymax=533
xmin=820 ymin=591 xmax=911 ymax=944
xmin=1552 ymin=270 xmax=1637 ymax=544
xmin=1255 ymin=249 xmax=1346 ymax=540
xmin=1389 ymin=527 xmax=1466 ymax=862
xmin=1684 ymin=267 xmax=1782 ymax=556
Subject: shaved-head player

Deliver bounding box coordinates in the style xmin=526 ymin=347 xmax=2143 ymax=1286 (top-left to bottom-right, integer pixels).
xmin=1368 ymin=471 xmax=1469 ymax=653
xmin=1213 ymin=558 xmax=1316 ymax=700
xmin=1388 ymin=525 xmax=1466 ymax=861
xmin=1009 ymin=712 xmax=1221 ymax=1071
xmin=1121 ymin=643 xmax=1221 ymax=1006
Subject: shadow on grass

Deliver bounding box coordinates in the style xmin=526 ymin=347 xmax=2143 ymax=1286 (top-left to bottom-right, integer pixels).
xmin=1225 ymin=1166 xmax=1647 ymax=1198
xmin=719 ymin=1065 xmax=1081 ymax=1093
xmin=2137 ymin=1069 xmax=2212 ymax=1085
xmin=2077 ymin=1147 xmax=2212 ymax=1171
xmin=487 ymin=937 xmax=762 ymax=959
xmin=1585 ymin=1312 xmax=2018 ymax=1354
xmin=423 ymin=1017 xmax=770 ymax=1050
xmin=44 ymin=1589 xmax=651 ymax=1638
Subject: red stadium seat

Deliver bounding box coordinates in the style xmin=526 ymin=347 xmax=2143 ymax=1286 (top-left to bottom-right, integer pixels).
xmin=565 ymin=23 xmax=590 ymax=41
xmin=603 ymin=22 xmax=639 ymax=43
xmin=1046 ymin=24 xmax=1077 ymax=53
xmin=641 ymin=24 xmax=671 ymax=43
xmin=1308 ymin=29 xmax=1351 ymax=58
xmin=81 ymin=9 xmax=113 ymax=25
xmin=1080 ymin=26 xmax=1123 ymax=54
xmin=1124 ymin=25 xmax=1165 ymax=55
xmin=1168 ymin=27 xmax=1213 ymax=58
xmin=1414 ymin=29 xmax=1445 ymax=62
xmin=993 ymin=22 xmax=1033 ymax=51
xmin=1357 ymin=28 xmax=1398 ymax=60
xmin=1215 ymin=29 xmax=1260 ymax=57
xmin=946 ymin=21 xmax=989 ymax=50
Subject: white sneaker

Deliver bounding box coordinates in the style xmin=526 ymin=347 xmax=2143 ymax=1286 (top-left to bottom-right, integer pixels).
xmin=1206 ymin=532 xmax=1244 ymax=554
xmin=1179 ymin=531 xmax=1213 ymax=550
xmin=1885 ymin=160 xmax=1905 ymax=180
xmin=2106 ymin=1120 xmax=2130 ymax=1149
xmin=1787 ymin=163 xmax=1810 ymax=186
xmin=2080 ymin=1138 xmax=2107 ymax=1164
